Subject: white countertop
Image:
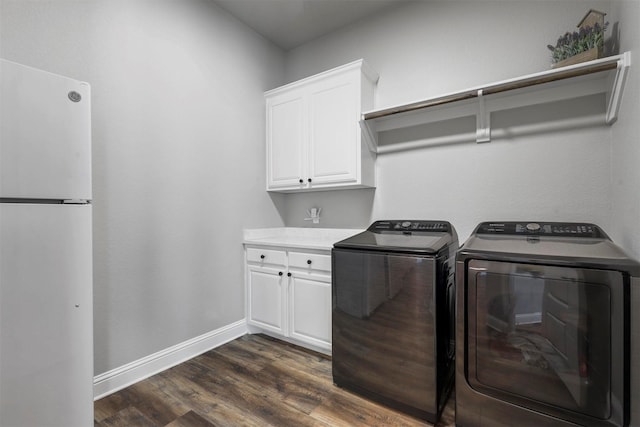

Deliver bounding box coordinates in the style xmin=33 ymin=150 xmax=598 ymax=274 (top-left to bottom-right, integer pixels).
xmin=243 ymin=227 xmax=363 ymax=250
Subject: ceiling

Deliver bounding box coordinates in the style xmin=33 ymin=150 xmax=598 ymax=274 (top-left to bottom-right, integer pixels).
xmin=210 ymin=0 xmax=414 ymax=50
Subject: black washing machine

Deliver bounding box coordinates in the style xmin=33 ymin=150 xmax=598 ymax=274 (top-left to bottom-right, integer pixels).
xmin=456 ymin=221 xmax=640 ymax=427
xmin=332 ymin=220 xmax=458 ymax=423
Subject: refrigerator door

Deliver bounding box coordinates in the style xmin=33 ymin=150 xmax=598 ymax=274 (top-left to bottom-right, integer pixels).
xmin=0 ymin=59 xmax=91 ymax=200
xmin=0 ymin=203 xmax=93 ymax=427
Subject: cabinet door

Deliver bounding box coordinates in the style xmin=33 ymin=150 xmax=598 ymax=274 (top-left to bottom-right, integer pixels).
xmin=289 ymin=273 xmax=331 ymax=349
xmin=307 ymin=74 xmax=359 ymax=186
xmin=266 ymin=91 xmax=306 ymax=190
xmin=247 ymin=265 xmax=286 ymax=335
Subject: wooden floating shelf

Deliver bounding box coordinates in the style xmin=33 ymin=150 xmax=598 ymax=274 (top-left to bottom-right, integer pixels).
xmin=361 ymin=52 xmax=631 ymax=153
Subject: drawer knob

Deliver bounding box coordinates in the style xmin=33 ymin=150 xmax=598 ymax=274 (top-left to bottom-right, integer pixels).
xmin=260 ymin=254 xmax=265 ymax=259
xmin=299 ymin=178 xmax=303 ymax=183
xmin=307 ymin=259 xmax=312 ymax=265
xmin=287 ymin=272 xmax=292 ymax=277
xmin=307 ymin=178 xmax=312 ymax=183
xmin=278 ymin=271 xmax=283 ymax=276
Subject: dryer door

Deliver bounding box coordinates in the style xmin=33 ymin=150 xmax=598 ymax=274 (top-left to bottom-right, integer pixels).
xmin=465 ymin=260 xmax=626 ymax=427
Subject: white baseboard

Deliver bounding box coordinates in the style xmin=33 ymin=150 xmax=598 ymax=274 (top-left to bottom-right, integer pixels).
xmin=93 ymin=319 xmax=248 ymax=400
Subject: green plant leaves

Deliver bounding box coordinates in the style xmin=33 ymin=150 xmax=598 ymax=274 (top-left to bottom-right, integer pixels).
xmin=548 ymin=22 xmax=608 ymax=63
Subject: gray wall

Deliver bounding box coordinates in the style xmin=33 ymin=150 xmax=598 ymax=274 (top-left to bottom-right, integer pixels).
xmin=1 ymin=0 xmax=638 ymax=380
xmin=0 ymin=0 xmax=286 ymax=374
xmin=610 ymin=1 xmax=640 ymax=259
xmin=282 ymin=0 xmax=640 ymax=251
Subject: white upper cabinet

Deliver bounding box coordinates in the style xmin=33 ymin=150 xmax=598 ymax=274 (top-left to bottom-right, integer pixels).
xmin=266 ymin=59 xmax=378 ymax=192
xmin=266 ymin=91 xmax=305 ymax=189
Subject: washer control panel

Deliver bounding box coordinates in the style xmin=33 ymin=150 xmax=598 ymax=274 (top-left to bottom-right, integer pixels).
xmin=369 ymin=220 xmax=450 ymax=233
xmin=475 ymin=221 xmax=604 ymax=238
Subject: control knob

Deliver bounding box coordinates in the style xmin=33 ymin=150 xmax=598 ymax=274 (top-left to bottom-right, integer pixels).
xmin=526 ymin=223 xmax=541 ymax=232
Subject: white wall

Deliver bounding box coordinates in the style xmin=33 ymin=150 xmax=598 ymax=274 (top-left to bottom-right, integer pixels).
xmin=610 ymin=0 xmax=640 ymax=260
xmin=0 ymin=0 xmax=286 ymax=375
xmin=282 ymin=0 xmax=631 ymax=244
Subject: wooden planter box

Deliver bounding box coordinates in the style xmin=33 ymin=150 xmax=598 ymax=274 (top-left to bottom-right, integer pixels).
xmin=552 ymin=47 xmax=603 ymax=69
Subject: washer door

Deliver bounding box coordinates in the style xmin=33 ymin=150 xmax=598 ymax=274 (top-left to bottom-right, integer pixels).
xmin=466 ymin=260 xmax=626 ymax=427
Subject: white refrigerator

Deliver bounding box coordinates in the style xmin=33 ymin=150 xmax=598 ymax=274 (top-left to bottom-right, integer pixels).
xmin=0 ymin=59 xmax=93 ymax=426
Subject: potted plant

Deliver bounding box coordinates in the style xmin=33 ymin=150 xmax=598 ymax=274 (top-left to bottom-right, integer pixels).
xmin=547 ymin=9 xmax=608 ymax=68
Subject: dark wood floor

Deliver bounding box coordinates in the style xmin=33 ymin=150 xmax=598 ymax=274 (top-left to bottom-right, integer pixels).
xmin=95 ymin=334 xmax=455 ymax=427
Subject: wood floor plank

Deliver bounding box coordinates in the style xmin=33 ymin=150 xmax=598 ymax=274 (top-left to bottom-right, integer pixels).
xmin=196 ymin=346 xmax=330 ymax=418
xmin=210 ymin=335 xmax=284 ymax=369
xmin=150 ymin=364 xmax=267 ymax=427
xmin=93 ymin=389 xmax=132 ymax=422
xmin=247 ymin=334 xmax=332 ymax=362
xmin=256 ymin=361 xmax=329 ymax=414
xmin=187 ymin=355 xmax=329 ymax=426
xmin=122 ymin=372 xmax=193 ymax=425
xmin=95 ymin=406 xmax=156 ymax=427
xmin=94 ymin=334 xmax=455 ymax=427
xmin=164 ymin=410 xmax=218 ymax=427
xmin=310 ymin=387 xmax=430 ymax=427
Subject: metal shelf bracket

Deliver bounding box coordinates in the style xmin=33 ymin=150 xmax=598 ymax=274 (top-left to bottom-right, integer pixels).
xmin=605 ymin=51 xmax=631 ymax=124
xmin=476 ymin=89 xmax=491 ymax=143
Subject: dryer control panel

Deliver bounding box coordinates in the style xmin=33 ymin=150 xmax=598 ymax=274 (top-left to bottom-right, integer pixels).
xmin=475 ymin=221 xmax=606 ymax=238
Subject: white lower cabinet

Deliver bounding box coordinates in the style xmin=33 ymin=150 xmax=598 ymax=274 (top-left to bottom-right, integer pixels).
xmin=289 ymin=273 xmax=331 ymax=347
xmin=247 ymin=265 xmax=285 ymax=335
xmin=245 ymin=245 xmax=332 ymax=353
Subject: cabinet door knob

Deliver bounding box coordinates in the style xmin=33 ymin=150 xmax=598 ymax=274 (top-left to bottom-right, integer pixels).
xmin=299 ymin=178 xmax=304 ymax=183
xmin=279 ymin=271 xmax=283 ymax=276
xmin=260 ymin=254 xmax=265 ymax=259
xmin=287 ymin=272 xmax=292 ymax=277
xmin=307 ymin=259 xmax=312 ymax=265
xmin=307 ymin=178 xmax=312 ymax=183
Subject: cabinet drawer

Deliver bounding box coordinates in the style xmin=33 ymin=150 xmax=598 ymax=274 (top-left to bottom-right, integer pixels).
xmin=289 ymin=251 xmax=331 ymax=272
xmin=246 ymin=247 xmax=286 ymax=266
